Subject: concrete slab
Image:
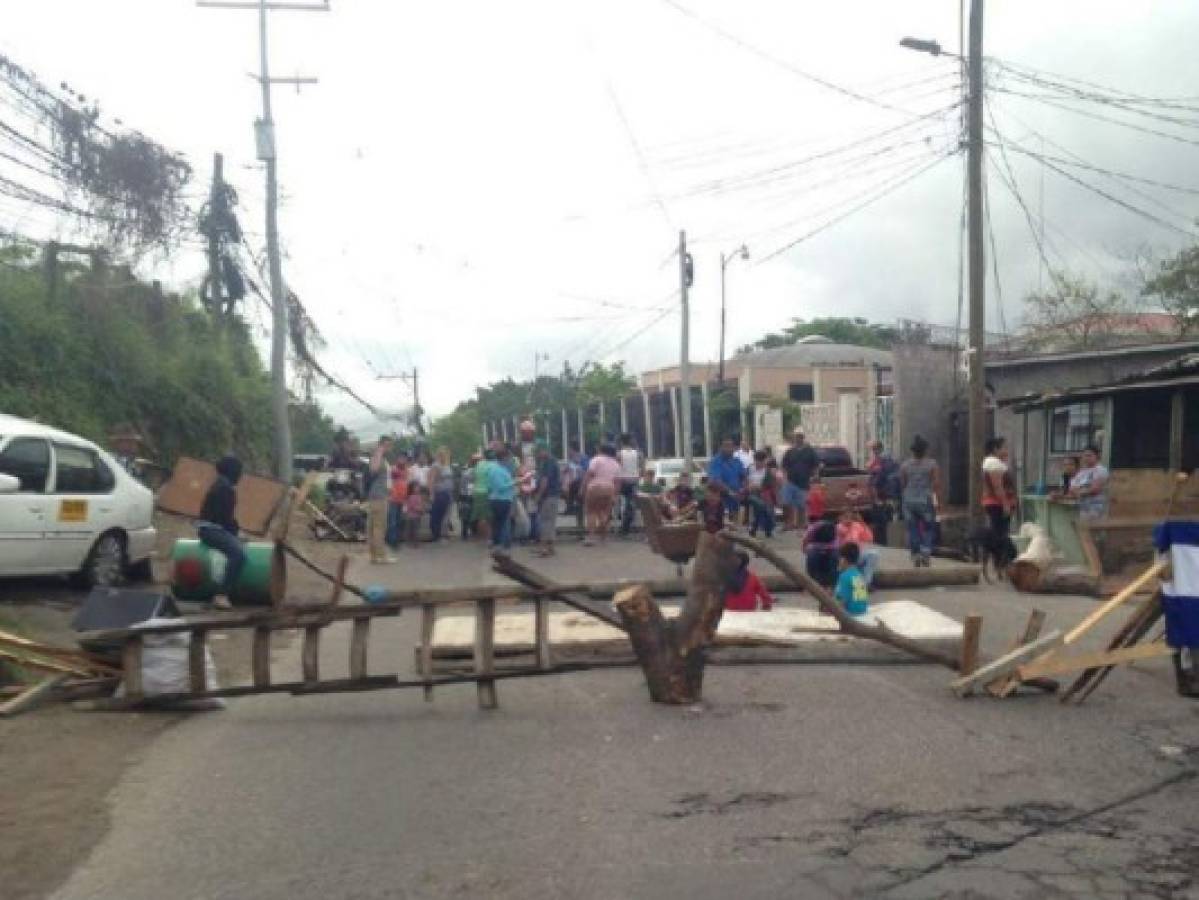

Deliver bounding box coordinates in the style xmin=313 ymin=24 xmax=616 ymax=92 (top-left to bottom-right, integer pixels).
xmin=427 ymin=599 xmax=963 ymax=667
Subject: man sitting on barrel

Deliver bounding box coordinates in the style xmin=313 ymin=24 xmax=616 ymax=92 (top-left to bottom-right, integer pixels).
xmin=196 ymin=455 xmax=245 ymax=610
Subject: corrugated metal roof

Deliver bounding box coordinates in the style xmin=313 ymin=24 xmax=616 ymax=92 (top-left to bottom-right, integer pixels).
xmin=732 ymin=342 xmax=892 ymax=368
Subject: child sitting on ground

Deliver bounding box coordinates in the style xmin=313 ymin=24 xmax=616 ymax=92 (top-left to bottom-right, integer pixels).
xmin=837 ymin=510 xmax=881 ymax=587
xmin=404 ymin=484 xmax=427 ymax=546
xmin=724 ymin=551 xmax=774 ymax=612
xmin=698 ymin=480 xmax=726 ymax=534
xmin=834 ymin=542 xmax=870 ymax=616
xmin=802 ymin=512 xmax=839 ymax=589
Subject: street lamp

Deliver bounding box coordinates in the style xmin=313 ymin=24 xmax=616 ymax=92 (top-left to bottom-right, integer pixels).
xmin=718 ymin=243 xmax=750 ymax=384
xmin=898 ymin=37 xmax=942 ymax=56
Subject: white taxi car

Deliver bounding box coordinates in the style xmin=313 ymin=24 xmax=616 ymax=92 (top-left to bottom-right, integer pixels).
xmin=0 ymin=414 xmax=156 ymax=586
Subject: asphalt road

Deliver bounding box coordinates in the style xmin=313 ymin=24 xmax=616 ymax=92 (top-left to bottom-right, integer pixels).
xmin=49 ymin=538 xmax=1199 ymax=899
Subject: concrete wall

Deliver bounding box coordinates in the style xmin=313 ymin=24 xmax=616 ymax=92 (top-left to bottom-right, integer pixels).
xmin=989 ymin=344 xmax=1198 ymax=488
xmin=813 ymin=367 xmax=870 ymax=404
xmin=893 ymin=344 xmax=962 ymax=497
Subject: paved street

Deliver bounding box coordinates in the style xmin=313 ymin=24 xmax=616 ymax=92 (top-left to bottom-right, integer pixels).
xmin=49 ymin=537 xmax=1199 ymax=899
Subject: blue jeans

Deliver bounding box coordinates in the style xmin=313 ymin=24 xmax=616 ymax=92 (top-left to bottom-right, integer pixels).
xmin=386 ymin=501 xmax=404 ymax=547
xmin=430 ymin=491 xmax=452 ymax=541
xmin=904 ymin=500 xmax=935 ymax=557
xmin=860 ymin=547 xmax=881 ymax=587
xmin=746 ymin=495 xmax=774 ymax=537
xmin=490 ymin=499 xmax=513 ymax=550
xmin=197 ymin=524 xmax=246 ymax=596
xmin=619 ymin=481 xmax=637 ymax=534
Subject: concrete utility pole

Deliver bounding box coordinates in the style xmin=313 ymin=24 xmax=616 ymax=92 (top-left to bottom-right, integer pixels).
xmin=966 ymin=0 xmax=986 ymax=519
xmin=198 ymin=0 xmax=328 ymax=482
xmin=718 ymin=243 xmax=748 ymax=384
xmin=679 ymin=230 xmax=694 ymax=472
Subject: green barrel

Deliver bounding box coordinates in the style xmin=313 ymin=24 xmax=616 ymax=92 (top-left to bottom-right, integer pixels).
xmin=170 ymin=539 xmax=278 ymax=606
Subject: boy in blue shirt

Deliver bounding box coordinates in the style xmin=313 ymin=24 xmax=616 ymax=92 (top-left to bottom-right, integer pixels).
xmin=834 ymin=542 xmax=870 ymax=617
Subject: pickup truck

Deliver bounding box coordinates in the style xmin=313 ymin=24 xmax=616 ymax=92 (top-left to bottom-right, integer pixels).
xmin=814 ymin=446 xmax=872 ymax=515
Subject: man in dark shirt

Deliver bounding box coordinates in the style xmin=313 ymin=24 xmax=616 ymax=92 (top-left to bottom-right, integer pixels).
xmin=780 ymin=428 xmax=819 ymax=530
xmin=197 ymin=455 xmax=246 ymax=610
xmin=533 ymin=441 xmax=561 ymax=557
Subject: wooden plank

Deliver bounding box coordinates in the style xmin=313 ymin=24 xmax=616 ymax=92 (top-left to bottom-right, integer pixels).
xmin=188 ymin=629 xmax=207 ymax=694
xmin=302 ymin=626 xmax=321 ymax=685
xmin=949 ymin=631 xmax=1064 ymax=697
xmin=0 ymin=674 xmax=70 ymax=717
xmin=1065 ymin=592 xmax=1165 ymax=704
xmin=959 ymin=615 xmax=983 ymax=676
xmin=0 ymin=647 xmax=96 ymax=678
xmin=1064 ymin=559 xmax=1167 ymax=645
xmin=252 ymin=626 xmax=271 ymax=688
xmin=987 ymin=609 xmax=1047 ymax=698
xmin=0 ymin=630 xmax=120 ymax=673
xmin=350 ymin=617 xmax=370 ymax=681
xmin=121 ymin=636 xmax=144 ymax=700
xmin=305 ymin=499 xmax=351 ymax=541
xmin=534 ymin=598 xmax=552 ymax=670
xmin=420 ymin=604 xmax=436 ymax=702
xmin=328 ymin=555 xmax=350 ymax=607
xmin=1017 ymin=641 xmax=1170 ymax=681
xmin=475 ymin=598 xmax=498 ymax=709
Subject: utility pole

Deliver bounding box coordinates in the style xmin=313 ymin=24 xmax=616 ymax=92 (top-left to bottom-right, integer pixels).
xmin=198 ymin=0 xmax=328 ymax=482
xmin=679 ymin=230 xmax=694 ymax=472
xmin=966 ymin=0 xmax=986 ymax=520
xmin=718 ymin=244 xmax=749 ymax=384
xmin=376 ymin=368 xmax=424 ymax=436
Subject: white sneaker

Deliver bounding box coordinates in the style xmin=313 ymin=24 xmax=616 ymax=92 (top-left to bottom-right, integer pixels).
xmin=212 ymin=596 xmax=233 ymax=610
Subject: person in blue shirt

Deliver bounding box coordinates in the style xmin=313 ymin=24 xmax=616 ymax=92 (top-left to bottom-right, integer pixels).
xmin=834 ymin=542 xmax=870 ymax=617
xmin=486 ymin=446 xmax=517 ymax=552
xmin=706 ymin=437 xmax=747 ymax=515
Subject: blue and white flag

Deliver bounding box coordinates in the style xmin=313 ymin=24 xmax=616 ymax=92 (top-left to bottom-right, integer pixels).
xmin=1154 ymin=522 xmax=1199 ymax=649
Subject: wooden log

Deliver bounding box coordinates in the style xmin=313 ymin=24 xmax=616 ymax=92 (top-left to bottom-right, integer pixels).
xmin=328 ymin=555 xmax=350 ymax=607
xmin=475 ymin=598 xmax=498 ymax=709
xmin=1017 ymin=641 xmax=1170 ymax=681
xmin=987 ymin=610 xmax=1046 ymax=698
xmin=252 ymin=627 xmax=271 ymax=688
xmin=122 ymin=636 xmax=144 ymax=700
xmin=949 ymin=631 xmax=1064 ymax=697
xmin=490 ymin=555 xmax=626 ymax=630
xmin=0 ymin=674 xmax=69 ymax=717
xmin=534 ymin=598 xmax=552 ymax=670
xmin=1031 ymin=568 xmax=1101 ymax=597
xmin=350 ymin=617 xmax=370 ymax=681
xmin=959 ymin=615 xmax=983 ymax=677
xmin=302 ymin=626 xmax=321 ymax=685
xmin=188 ymin=629 xmax=207 ymax=694
xmin=420 ymin=604 xmax=436 ymax=702
xmin=724 ymin=532 xmax=962 ymax=670
xmin=611 ymin=531 xmax=743 ymax=704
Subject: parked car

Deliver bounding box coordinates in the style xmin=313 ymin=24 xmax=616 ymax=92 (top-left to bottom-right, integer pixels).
xmin=0 ymin=414 xmax=156 ymax=586
xmin=813 ymin=445 xmax=872 ymax=514
xmin=646 ymin=457 xmax=706 ymax=491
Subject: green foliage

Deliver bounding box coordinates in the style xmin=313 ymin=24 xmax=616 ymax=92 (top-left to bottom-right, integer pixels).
xmin=1023 ymin=270 xmax=1133 ymax=350
xmin=290 ymin=400 xmax=338 ymax=454
xmin=0 ymin=245 xmax=279 ymax=469
xmin=1143 ymin=244 xmax=1199 ymax=336
xmin=737 ymin=317 xmax=900 ymax=354
xmin=428 ymin=404 xmax=482 ymax=462
xmin=470 ymin=362 xmax=634 ymax=424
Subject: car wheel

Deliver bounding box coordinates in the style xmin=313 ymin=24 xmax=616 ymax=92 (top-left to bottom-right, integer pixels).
xmin=83 ymin=532 xmax=127 ymax=588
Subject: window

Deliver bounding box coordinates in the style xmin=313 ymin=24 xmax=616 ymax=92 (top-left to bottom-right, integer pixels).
xmin=788 ymin=383 xmax=814 ymax=403
xmin=53 ymin=443 xmax=115 ymax=494
xmin=1049 ymin=401 xmax=1105 ymax=454
xmin=0 ymin=438 xmax=51 ymax=492
xmin=1110 ymin=390 xmax=1172 ymax=469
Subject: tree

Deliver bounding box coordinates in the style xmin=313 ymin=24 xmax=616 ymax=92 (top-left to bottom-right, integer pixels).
xmin=1022 ymin=271 xmax=1134 ymax=351
xmin=737 ymin=317 xmax=900 ymax=354
xmin=289 ymin=401 xmax=340 ymax=455
xmin=428 ymin=404 xmax=482 ymax=462
xmin=1142 ymin=244 xmax=1199 ymax=337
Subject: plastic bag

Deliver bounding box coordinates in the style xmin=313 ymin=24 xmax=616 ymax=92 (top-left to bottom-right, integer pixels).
xmin=512 ymin=499 xmax=531 ymax=541
xmin=115 ymin=617 xmax=225 ymax=710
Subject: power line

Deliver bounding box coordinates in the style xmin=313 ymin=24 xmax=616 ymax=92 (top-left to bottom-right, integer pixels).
xmin=990 ymin=86 xmax=1199 ymax=148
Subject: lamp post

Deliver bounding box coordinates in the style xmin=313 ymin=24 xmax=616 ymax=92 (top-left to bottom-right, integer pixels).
xmin=718 ymin=244 xmax=749 ymax=385
xmin=901 ymin=0 xmax=984 ymax=518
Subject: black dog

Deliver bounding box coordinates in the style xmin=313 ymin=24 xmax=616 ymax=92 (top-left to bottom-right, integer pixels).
xmin=966 ymin=525 xmax=1017 ymax=582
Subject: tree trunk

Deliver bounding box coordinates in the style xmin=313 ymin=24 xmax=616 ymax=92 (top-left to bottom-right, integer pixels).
xmin=613 ymin=531 xmax=741 ymax=704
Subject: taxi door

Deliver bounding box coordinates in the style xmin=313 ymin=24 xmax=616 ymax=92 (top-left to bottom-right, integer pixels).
xmin=0 ymin=437 xmax=53 ymax=574
xmin=44 ymin=442 xmax=117 ymax=571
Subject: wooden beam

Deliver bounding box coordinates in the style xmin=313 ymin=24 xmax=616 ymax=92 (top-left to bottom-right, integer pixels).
xmin=1065 ymin=559 xmax=1167 ymax=645
xmin=0 ymin=674 xmax=69 ymax=717
xmin=188 ymin=630 xmax=208 ymax=694
xmin=302 ymin=626 xmax=321 ymax=685
xmin=328 ymin=555 xmax=349 ymax=607
xmin=1017 ymin=641 xmax=1170 ymax=681
xmin=349 ymin=617 xmax=370 ymax=681
xmin=987 ymin=609 xmax=1046 ymax=698
xmin=1063 ymin=591 xmax=1164 ymax=704
xmin=122 ymin=636 xmax=144 ymax=700
xmin=959 ymin=615 xmax=983 ymax=676
xmin=475 ymin=599 xmax=498 ymax=709
xmin=420 ymin=604 xmax=436 ymax=702
xmin=949 ymin=631 xmax=1064 ymax=697
xmin=534 ymin=599 xmax=552 ymax=670
xmin=252 ymin=627 xmax=271 ymax=688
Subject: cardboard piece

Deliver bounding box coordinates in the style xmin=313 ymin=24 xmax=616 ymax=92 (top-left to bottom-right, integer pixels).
xmin=155 ymin=456 xmax=288 ymax=536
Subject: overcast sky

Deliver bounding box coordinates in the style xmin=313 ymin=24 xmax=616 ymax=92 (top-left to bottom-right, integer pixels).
xmin=4 ymin=1 xmax=1199 ymax=429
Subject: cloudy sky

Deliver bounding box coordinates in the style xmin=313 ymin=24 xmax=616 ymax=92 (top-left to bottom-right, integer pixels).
xmin=4 ymin=1 xmax=1199 ymax=429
